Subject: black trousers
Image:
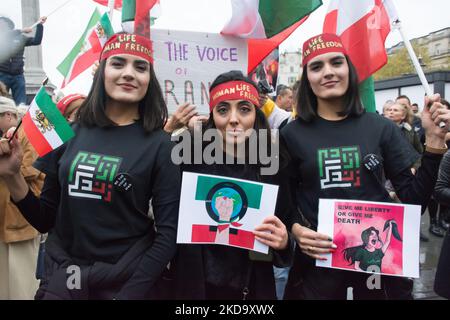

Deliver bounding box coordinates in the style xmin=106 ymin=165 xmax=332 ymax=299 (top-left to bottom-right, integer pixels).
xmin=435 ymin=231 xmax=450 ymax=299
xmin=285 ymin=249 xmax=411 ymax=300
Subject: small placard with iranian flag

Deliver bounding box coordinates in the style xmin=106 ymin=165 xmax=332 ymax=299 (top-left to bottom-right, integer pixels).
xmin=23 ymin=87 xmax=75 ymax=157
xmin=177 ymin=172 xmax=279 ymax=254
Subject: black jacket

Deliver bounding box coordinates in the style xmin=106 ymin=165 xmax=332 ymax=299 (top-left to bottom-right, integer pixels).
xmin=435 ymin=150 xmax=450 ymax=206
xmin=434 ymin=151 xmax=450 ymax=299
xmin=0 ymin=24 xmax=44 ymax=75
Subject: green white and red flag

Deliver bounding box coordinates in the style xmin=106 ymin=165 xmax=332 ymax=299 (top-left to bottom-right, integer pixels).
xmin=323 ymin=0 xmax=399 ymax=82
xmin=121 ymin=0 xmax=160 ymax=37
xmin=57 ymin=9 xmax=114 ymax=88
xmin=220 ymin=0 xmax=322 ymax=73
xmin=22 ymin=87 xmax=75 ymax=157
xmin=221 ymin=0 xmax=322 ymax=39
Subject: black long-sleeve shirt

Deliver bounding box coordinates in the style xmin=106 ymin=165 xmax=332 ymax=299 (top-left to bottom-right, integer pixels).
xmin=281 ymin=113 xmax=443 ymax=229
xmin=14 ymin=123 xmax=180 ymax=299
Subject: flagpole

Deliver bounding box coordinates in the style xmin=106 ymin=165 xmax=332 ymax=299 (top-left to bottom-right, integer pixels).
xmin=28 ymin=0 xmax=76 ymax=29
xmin=392 ymin=19 xmax=445 ymax=128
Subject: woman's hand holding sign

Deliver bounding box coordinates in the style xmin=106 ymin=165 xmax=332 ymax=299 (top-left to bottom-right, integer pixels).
xmin=292 ymin=223 xmax=337 ymax=261
xmin=253 ymin=215 xmax=288 ymax=250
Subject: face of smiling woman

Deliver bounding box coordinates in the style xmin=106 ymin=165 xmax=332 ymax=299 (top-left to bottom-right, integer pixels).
xmin=306 ymin=52 xmax=349 ymax=103
xmin=212 ymin=99 xmax=256 ymax=147
xmin=104 ymin=54 xmax=150 ymax=105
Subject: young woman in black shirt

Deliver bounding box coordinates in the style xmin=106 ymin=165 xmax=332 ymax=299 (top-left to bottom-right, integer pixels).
xmin=282 ymin=33 xmax=450 ymax=300
xmin=0 ymin=33 xmax=180 ymax=299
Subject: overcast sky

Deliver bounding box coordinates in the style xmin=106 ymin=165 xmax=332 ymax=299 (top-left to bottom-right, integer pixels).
xmin=1 ymin=0 xmax=450 ymax=93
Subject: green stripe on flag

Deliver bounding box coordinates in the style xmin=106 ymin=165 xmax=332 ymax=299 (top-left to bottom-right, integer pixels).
xmin=100 ymin=12 xmax=115 ymax=37
xmin=259 ymin=0 xmax=323 ymax=38
xmin=195 ymin=175 xmax=263 ymax=209
xmin=359 ymin=76 xmax=376 ymax=113
xmin=57 ymin=9 xmax=101 ymax=78
xmin=35 ymin=88 xmax=75 ymax=142
xmin=122 ymin=0 xmax=136 ymax=22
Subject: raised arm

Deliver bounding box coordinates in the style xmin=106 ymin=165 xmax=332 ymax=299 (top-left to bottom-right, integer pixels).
xmin=382 ymin=222 xmax=393 ymax=254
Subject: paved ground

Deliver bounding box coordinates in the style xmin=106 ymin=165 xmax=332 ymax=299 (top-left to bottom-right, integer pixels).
xmin=413 ymin=212 xmax=446 ymax=300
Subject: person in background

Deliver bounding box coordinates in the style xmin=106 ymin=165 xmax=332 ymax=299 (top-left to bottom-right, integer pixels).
xmin=396 ymin=95 xmax=424 ymax=144
xmin=0 ymin=96 xmax=44 ymax=299
xmin=0 ymin=16 xmax=47 ymax=105
xmin=56 ymin=93 xmax=86 ymax=123
xmin=434 ymin=146 xmax=450 ymax=300
xmin=385 ymin=102 xmax=422 ymax=172
xmin=275 ymin=85 xmax=294 ymax=112
xmin=382 ymin=100 xmax=394 ymax=117
xmin=411 ymin=103 xmax=419 ymax=115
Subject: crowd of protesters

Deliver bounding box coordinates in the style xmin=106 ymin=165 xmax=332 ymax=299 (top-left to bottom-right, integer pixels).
xmin=0 ymin=21 xmax=449 ymax=302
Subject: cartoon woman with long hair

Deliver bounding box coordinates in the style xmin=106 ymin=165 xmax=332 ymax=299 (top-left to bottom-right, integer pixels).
xmin=343 ymin=220 xmax=401 ymax=272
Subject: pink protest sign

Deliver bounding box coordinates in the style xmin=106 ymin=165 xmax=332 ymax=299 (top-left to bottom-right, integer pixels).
xmin=317 ymin=199 xmax=421 ymax=278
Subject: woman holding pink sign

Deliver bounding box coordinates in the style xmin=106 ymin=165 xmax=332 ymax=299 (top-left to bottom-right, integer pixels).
xmin=281 ymin=33 xmax=450 ymax=300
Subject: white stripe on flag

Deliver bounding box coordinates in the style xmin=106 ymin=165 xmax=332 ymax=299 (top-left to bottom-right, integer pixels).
xmin=28 ymin=100 xmax=63 ymax=149
xmin=382 ymin=0 xmax=399 ymax=22
xmin=335 ymin=0 xmax=375 ymax=35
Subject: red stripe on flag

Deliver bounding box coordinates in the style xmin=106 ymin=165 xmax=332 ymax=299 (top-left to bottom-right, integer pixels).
xmin=323 ymin=9 xmax=338 ymax=34
xmin=324 ymin=0 xmax=391 ymax=82
xmin=88 ymin=29 xmax=103 ymax=54
xmin=134 ymin=0 xmax=157 ymax=37
xmin=247 ymin=16 xmax=308 ymax=74
xmin=22 ymin=113 xmax=53 ymax=157
xmin=65 ymin=33 xmax=102 ymax=86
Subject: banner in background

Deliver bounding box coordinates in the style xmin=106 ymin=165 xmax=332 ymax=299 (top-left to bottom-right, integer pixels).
xmin=151 ymin=29 xmax=248 ymax=115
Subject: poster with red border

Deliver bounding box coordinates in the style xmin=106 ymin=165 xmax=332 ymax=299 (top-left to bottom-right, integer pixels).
xmin=316 ymin=199 xmax=421 ymax=278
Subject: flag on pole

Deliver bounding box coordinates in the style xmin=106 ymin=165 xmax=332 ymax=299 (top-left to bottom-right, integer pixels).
xmin=222 ymin=0 xmax=322 ymax=39
xmin=93 ymin=0 xmax=122 ymax=9
xmin=22 ymin=87 xmax=75 ymax=157
xmin=323 ymin=0 xmax=399 ymax=113
xmin=247 ymin=17 xmax=308 ymax=73
xmin=323 ymin=0 xmax=399 ymax=82
xmin=121 ymin=0 xmax=159 ymax=37
xmin=57 ymin=10 xmax=114 ymax=88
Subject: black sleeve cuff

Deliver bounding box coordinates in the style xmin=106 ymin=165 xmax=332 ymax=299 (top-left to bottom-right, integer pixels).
xmin=273 ymin=232 xmax=295 ymax=268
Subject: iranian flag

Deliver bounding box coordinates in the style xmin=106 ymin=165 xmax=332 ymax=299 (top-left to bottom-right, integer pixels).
xmin=323 ymin=0 xmax=399 ymax=82
xmin=22 ymin=87 xmax=75 ymax=157
xmin=57 ymin=10 xmax=114 ymax=88
xmin=121 ymin=0 xmax=160 ymax=36
xmin=220 ymin=0 xmax=322 ymax=73
xmin=323 ymin=0 xmax=398 ymax=113
xmin=221 ymin=0 xmax=322 ymax=39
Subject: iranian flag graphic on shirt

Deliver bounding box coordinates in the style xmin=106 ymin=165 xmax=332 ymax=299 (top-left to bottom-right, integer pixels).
xmin=318 ymin=146 xmax=361 ymax=189
xmin=68 ymin=151 xmax=122 ymax=203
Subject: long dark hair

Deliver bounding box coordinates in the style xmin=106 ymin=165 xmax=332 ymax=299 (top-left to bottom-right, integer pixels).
xmin=296 ymin=55 xmax=364 ymax=122
xmin=77 ymin=59 xmax=168 ymax=133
